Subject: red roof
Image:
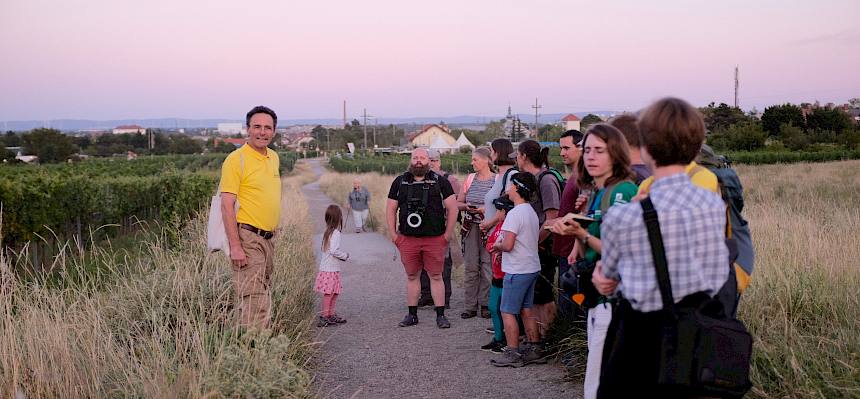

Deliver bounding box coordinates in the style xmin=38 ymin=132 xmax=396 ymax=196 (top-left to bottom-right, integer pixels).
xmin=115 ymin=124 xmax=144 ymax=129
xmin=561 ymin=114 xmax=580 ymax=122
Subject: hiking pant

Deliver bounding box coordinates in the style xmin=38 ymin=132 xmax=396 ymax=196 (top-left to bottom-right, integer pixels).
xmin=584 ymin=303 xmax=613 ymax=399
xmin=351 ymin=209 xmax=369 ymax=231
xmin=233 ymin=228 xmax=275 ymax=330
xmin=462 ymin=227 xmax=492 ymax=312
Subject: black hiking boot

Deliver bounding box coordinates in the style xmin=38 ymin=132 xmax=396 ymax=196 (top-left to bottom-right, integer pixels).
xmin=436 ymin=314 xmax=451 ymax=329
xmin=398 ymin=314 xmax=418 ymax=327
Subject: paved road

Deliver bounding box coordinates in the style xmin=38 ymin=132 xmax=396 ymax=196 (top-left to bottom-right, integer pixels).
xmin=304 ymin=160 xmax=579 ymax=399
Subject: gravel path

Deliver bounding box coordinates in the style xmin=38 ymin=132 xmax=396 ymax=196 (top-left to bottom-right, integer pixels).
xmin=304 ymin=160 xmax=580 ymax=399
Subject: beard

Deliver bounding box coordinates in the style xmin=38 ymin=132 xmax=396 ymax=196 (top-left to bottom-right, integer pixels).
xmin=409 ymin=163 xmax=430 ymax=177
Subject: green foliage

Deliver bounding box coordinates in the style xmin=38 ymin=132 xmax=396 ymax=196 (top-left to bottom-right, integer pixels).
xmin=701 ymin=102 xmax=750 ymax=132
xmin=21 ymin=128 xmax=79 ymax=163
xmin=168 ymin=135 xmax=204 ymax=154
xmin=0 ymin=153 xmax=298 ymax=246
xmin=806 ymin=107 xmax=853 ymax=134
xmin=838 ymin=129 xmax=860 ymax=150
xmin=581 ymin=114 xmax=603 ymax=129
xmin=778 ymin=123 xmax=808 ymax=151
xmin=708 ymin=121 xmax=767 ymax=151
xmin=2 ymin=130 xmax=22 ymax=147
xmin=761 ymin=104 xmax=804 ymax=136
xmin=538 ymin=124 xmax=564 ymax=142
xmin=724 ymin=149 xmax=860 ymax=164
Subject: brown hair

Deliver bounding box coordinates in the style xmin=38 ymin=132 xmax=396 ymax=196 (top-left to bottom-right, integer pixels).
xmin=517 ymin=139 xmax=550 ymax=169
xmin=322 ymin=204 xmax=343 ymax=252
xmin=637 ymin=97 xmax=705 ymax=167
xmin=576 ymin=123 xmax=634 ymax=189
xmin=609 ymin=113 xmax=641 ymax=148
xmin=491 ymin=138 xmax=515 ymax=166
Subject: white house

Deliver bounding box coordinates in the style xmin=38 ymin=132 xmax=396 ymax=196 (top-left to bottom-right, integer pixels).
xmin=407 ymin=124 xmax=456 ymax=148
xmin=561 ymin=114 xmax=581 ymax=132
xmin=112 ymin=125 xmax=145 ymax=135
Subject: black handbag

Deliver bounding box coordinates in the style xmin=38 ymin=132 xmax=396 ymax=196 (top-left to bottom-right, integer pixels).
xmin=641 ymin=197 xmax=753 ymax=398
xmin=559 ymin=259 xmax=600 ymax=309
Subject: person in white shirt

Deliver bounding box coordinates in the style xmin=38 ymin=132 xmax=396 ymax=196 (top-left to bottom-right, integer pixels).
xmin=489 ymin=172 xmax=544 ymax=368
xmin=314 ymin=205 xmax=350 ymax=327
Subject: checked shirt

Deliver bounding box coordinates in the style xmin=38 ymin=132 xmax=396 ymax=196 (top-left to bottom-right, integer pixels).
xmin=600 ymin=173 xmax=729 ymax=312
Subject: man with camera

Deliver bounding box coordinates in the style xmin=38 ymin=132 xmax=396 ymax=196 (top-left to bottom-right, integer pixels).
xmin=386 ymin=148 xmax=459 ymax=329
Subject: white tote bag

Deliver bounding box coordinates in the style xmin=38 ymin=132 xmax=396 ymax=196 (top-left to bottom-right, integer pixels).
xmin=207 ymin=153 xmax=243 ymax=257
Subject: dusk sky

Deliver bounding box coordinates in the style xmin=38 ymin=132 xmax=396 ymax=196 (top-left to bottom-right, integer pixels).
xmin=1 ymin=0 xmax=858 ymax=122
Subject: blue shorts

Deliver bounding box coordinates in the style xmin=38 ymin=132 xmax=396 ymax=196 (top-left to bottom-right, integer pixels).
xmin=500 ymin=272 xmax=539 ymax=314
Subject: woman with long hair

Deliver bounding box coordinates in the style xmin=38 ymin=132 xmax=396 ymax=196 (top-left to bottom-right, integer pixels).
xmin=550 ymin=123 xmax=637 ymax=398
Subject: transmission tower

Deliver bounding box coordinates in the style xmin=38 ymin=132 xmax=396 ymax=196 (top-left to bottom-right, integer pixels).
xmin=734 ymin=66 xmax=739 ymax=108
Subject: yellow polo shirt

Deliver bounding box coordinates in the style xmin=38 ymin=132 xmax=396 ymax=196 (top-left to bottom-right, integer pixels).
xmin=220 ymin=144 xmax=281 ymax=231
xmin=637 ymin=162 xmax=718 ymax=195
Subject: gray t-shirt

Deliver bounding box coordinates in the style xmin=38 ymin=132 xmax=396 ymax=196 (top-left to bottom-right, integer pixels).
xmin=500 ymin=203 xmax=541 ymax=274
xmin=484 ymin=168 xmax=515 ymax=222
xmin=529 ymin=169 xmax=561 ymax=225
xmin=347 ymin=187 xmax=371 ymax=211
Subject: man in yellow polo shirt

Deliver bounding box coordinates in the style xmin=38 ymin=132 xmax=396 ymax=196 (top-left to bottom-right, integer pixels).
xmin=220 ymin=105 xmax=282 ymax=329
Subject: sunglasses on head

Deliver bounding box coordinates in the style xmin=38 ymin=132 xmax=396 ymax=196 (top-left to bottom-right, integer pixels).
xmin=510 ymin=177 xmax=531 ymax=193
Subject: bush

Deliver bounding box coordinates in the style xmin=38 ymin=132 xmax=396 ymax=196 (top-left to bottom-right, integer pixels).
xmin=709 ymin=122 xmax=767 ymax=151
xmin=778 ymin=123 xmax=808 ymax=151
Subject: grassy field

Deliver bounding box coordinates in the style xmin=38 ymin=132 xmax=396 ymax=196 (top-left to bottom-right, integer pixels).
xmin=1 ymin=165 xmax=319 ymax=398
xmin=320 ymin=160 xmax=860 ymax=398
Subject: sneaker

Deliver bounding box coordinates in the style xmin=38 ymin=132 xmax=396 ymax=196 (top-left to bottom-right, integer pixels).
xmin=328 ymin=314 xmax=347 ymax=324
xmin=460 ymin=310 xmax=477 ymax=319
xmin=485 ymin=326 xmax=495 ymax=334
xmin=481 ymin=339 xmax=505 ymax=353
xmin=520 ymin=343 xmax=548 ymax=365
xmin=316 ymin=316 xmax=332 ymax=328
xmin=436 ymin=315 xmax=451 ymax=329
xmin=398 ymin=314 xmax=418 ymax=327
xmin=490 ymin=347 xmax=523 ymax=367
xmin=481 ymin=307 xmax=491 ymax=319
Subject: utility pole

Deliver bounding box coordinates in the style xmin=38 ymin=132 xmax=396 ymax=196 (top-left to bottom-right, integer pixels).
xmin=532 ymin=97 xmax=542 ymax=140
xmin=362 ymin=108 xmax=373 ymax=150
xmin=373 ymin=118 xmax=378 ymax=148
xmin=734 ymin=66 xmax=739 ymax=109
xmin=343 ymin=100 xmax=347 ymax=128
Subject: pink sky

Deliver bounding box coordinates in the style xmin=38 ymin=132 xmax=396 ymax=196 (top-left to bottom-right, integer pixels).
xmin=1 ymin=0 xmax=858 ymax=121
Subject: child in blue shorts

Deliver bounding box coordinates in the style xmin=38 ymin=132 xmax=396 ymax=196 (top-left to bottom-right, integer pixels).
xmin=489 ymin=172 xmax=544 ymax=368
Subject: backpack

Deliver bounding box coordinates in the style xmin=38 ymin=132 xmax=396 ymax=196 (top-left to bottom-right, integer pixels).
xmin=696 ymin=146 xmax=755 ymax=315
xmin=697 ymin=145 xmax=755 ymax=292
xmin=498 ymin=167 xmax=518 ymax=197
xmin=535 ymin=167 xmax=566 ymax=205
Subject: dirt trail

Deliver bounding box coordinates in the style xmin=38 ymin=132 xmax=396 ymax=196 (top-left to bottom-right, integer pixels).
xmin=303 ymin=159 xmax=578 ymax=399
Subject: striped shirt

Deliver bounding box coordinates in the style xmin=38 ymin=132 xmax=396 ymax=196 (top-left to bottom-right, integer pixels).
xmin=465 ymin=174 xmax=496 ymax=205
xmin=600 ymin=173 xmax=729 ymax=312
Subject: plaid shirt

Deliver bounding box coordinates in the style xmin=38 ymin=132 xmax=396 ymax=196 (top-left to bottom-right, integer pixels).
xmin=601 ymin=173 xmax=729 ymax=312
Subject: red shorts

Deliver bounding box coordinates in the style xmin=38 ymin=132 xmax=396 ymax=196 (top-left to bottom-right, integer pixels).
xmin=395 ymin=234 xmax=447 ymax=276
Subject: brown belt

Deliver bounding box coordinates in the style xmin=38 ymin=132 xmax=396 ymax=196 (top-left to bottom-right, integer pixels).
xmin=238 ymin=223 xmax=274 ymax=240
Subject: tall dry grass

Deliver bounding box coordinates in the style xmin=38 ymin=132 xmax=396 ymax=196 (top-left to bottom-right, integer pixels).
xmin=735 ymin=160 xmax=860 ymax=398
xmin=319 ymin=172 xmax=392 ymax=235
xmin=1 ymin=170 xmax=318 ymax=398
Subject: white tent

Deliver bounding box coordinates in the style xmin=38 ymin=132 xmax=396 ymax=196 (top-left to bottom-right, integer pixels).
xmin=429 ymin=135 xmax=457 ymax=154
xmin=454 ymin=133 xmax=475 ymax=151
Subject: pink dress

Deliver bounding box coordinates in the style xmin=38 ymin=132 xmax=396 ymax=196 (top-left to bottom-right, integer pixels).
xmin=314 ymin=230 xmax=348 ymax=295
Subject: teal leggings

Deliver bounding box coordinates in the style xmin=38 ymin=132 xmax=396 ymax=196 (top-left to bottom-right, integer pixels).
xmin=488 ymin=284 xmax=505 ymax=342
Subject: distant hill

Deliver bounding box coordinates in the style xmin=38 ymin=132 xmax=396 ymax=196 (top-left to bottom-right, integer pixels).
xmin=1 ymin=111 xmax=620 ymax=131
